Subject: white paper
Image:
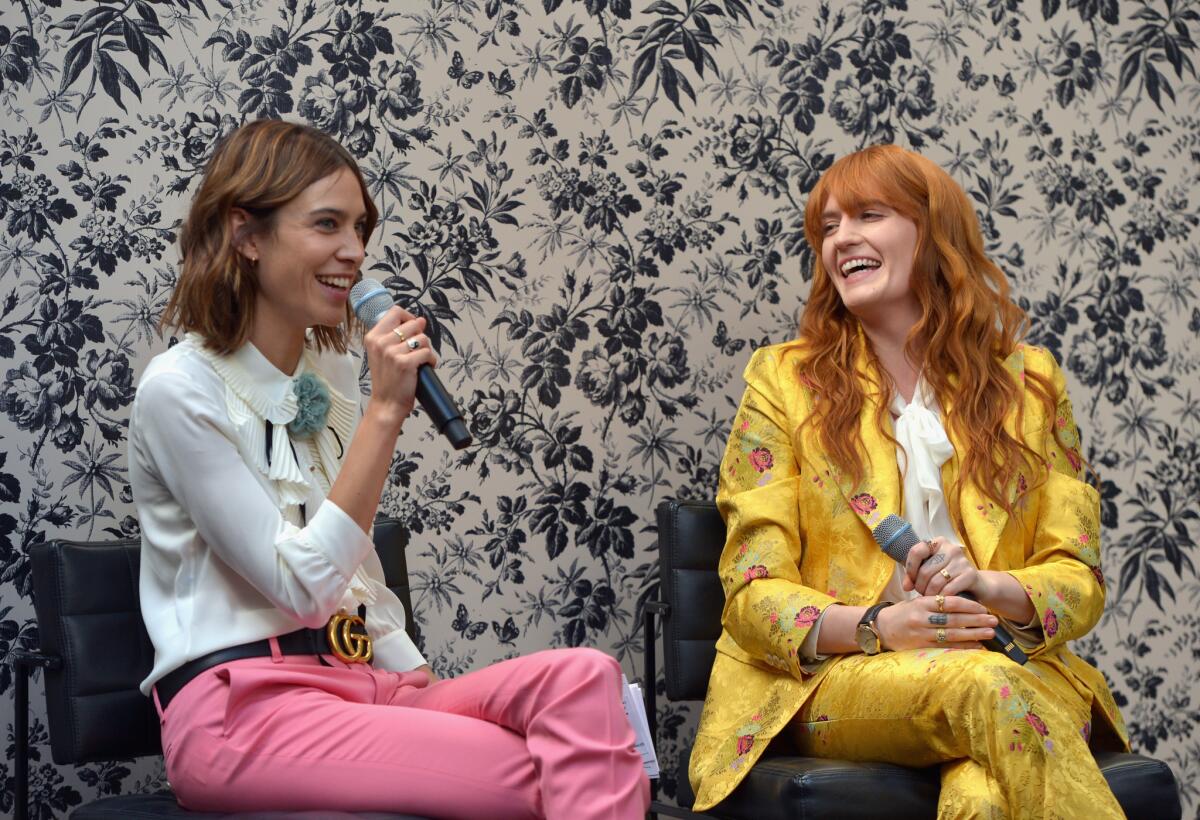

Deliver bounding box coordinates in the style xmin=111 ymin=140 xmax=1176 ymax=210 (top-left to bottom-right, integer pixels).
xmin=621 ymin=674 xmax=660 ymax=778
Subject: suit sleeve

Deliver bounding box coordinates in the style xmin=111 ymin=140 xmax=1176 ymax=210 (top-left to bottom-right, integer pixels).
xmin=716 ymin=347 xmax=838 ymax=680
xmin=1003 ymin=348 xmax=1105 ymax=657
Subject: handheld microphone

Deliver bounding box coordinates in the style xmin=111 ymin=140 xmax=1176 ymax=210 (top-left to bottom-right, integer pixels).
xmin=349 ymin=278 xmax=472 ymax=450
xmin=872 ymin=514 xmax=1028 ymax=665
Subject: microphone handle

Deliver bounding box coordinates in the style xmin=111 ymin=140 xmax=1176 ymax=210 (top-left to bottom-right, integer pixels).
xmin=956 ymin=591 xmax=1028 ymax=665
xmin=415 ymin=365 xmax=472 ymax=450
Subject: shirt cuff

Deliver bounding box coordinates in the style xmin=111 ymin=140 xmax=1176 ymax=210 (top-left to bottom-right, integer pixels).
xmin=799 ymin=607 xmax=833 ymax=670
xmin=304 ymin=499 xmax=376 ymax=582
xmin=371 ymin=628 xmax=427 ymax=672
xmin=999 ymin=611 xmax=1044 ymax=649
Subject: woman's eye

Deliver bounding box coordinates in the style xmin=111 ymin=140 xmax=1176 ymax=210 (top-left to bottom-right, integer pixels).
xmin=822 ymin=222 xmax=838 ymax=235
xmin=354 ymin=222 xmax=366 ymax=236
xmin=317 ymin=218 xmax=336 ymax=229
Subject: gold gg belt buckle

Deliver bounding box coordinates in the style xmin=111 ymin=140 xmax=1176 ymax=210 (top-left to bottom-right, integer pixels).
xmin=326 ymin=609 xmax=373 ymax=664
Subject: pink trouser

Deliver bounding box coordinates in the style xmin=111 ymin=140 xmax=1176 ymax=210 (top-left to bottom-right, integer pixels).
xmin=154 ymin=645 xmax=650 ymax=819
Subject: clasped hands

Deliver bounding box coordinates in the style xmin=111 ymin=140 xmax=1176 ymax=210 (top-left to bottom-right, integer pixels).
xmin=874 ymin=537 xmax=999 ymax=652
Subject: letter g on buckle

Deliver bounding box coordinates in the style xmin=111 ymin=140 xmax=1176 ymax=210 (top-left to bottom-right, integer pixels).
xmin=326 ymin=609 xmax=373 ymax=664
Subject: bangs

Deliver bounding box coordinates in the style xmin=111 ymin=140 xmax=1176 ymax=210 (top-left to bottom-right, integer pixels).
xmin=804 ymin=145 xmax=927 ymax=240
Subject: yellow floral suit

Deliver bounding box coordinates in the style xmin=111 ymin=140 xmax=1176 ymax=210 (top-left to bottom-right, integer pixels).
xmin=689 ymin=339 xmax=1129 ymax=817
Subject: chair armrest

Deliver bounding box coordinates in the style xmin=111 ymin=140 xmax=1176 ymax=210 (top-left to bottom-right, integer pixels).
xmin=12 ymin=648 xmax=62 ymax=671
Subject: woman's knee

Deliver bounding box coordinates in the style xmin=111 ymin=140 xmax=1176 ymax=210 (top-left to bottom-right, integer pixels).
xmin=554 ymin=646 xmax=621 ymax=680
xmin=929 ymin=649 xmax=1036 ymax=692
xmin=526 ymin=647 xmax=622 ymax=700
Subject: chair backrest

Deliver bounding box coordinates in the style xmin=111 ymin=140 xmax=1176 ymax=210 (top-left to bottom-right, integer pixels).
xmin=655 ymin=498 xmax=726 ymax=701
xmin=29 ymin=517 xmax=413 ymax=766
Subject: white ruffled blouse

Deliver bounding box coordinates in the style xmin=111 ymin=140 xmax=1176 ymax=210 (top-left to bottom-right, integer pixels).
xmin=130 ymin=334 xmax=426 ymax=695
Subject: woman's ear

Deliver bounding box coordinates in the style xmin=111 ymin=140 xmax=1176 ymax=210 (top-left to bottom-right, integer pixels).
xmin=228 ymin=207 xmax=259 ymax=263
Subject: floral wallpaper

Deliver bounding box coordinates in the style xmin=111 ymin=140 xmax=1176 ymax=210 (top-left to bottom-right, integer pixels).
xmin=1 ymin=0 xmax=1198 ymax=816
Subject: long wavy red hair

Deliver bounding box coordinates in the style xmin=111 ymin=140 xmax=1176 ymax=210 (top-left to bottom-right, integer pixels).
xmin=797 ymin=144 xmax=1062 ymax=536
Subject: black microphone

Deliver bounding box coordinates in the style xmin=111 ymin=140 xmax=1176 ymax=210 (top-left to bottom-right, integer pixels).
xmin=349 ymin=278 xmax=472 ymax=450
xmin=872 ymin=514 xmax=1028 ymax=665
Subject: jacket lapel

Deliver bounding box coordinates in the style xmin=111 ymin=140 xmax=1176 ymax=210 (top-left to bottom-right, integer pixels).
xmin=811 ymin=341 xmax=902 ymax=546
xmin=937 ymin=348 xmax=1029 ymax=571
xmin=809 ymin=339 xmax=1027 ymax=573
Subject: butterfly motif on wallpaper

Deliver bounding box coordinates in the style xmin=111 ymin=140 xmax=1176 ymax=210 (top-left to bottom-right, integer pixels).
xmin=452 ymin=603 xmax=487 ymax=639
xmin=488 ymin=68 xmax=515 ymax=97
xmin=957 ymin=57 xmax=989 ymax=91
xmin=448 ymin=51 xmax=483 ymax=89
xmin=713 ymin=321 xmax=747 ymax=356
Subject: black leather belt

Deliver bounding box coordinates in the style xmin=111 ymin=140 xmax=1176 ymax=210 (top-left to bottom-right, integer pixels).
xmin=155 ymin=627 xmax=329 ymax=710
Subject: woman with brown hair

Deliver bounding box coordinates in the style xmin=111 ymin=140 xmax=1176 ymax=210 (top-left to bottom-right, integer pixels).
xmin=130 ymin=119 xmax=648 ymax=818
xmin=689 ymin=144 xmax=1128 ymax=817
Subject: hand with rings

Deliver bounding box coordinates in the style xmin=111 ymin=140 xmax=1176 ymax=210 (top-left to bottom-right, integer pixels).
xmin=392 ymin=327 xmax=422 ymax=351
xmin=361 ymin=306 xmax=438 ymax=427
xmin=873 ymin=594 xmax=998 ymax=651
xmin=901 ymin=536 xmax=986 ymax=598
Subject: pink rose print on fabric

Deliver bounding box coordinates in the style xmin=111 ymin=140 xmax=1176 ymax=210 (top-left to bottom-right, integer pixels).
xmin=743 ymin=564 xmax=768 ymax=581
xmin=849 ymin=493 xmax=877 ymax=515
xmin=736 ymin=734 xmax=755 ymax=755
xmin=748 ymin=447 xmax=774 ymax=473
xmin=794 ymin=605 xmax=820 ymax=628
xmin=1043 ymin=609 xmax=1058 ymax=638
xmin=1025 ymin=712 xmax=1049 ymax=737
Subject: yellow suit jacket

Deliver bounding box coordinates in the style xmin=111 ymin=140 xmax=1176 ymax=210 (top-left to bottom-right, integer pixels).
xmin=688 ymin=339 xmax=1129 ymax=811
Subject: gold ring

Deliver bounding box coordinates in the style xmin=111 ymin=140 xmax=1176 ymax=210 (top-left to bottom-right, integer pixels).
xmin=936 ymin=628 xmax=947 ymax=644
xmin=940 ymin=568 xmax=952 ymax=580
xmin=393 ymin=328 xmax=406 ymax=342
xmin=935 ymin=594 xmax=945 ymax=613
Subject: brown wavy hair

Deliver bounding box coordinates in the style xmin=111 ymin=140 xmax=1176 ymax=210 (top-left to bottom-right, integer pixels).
xmin=161 ymin=119 xmax=378 ymax=355
xmin=797 ymin=144 xmax=1063 ymax=535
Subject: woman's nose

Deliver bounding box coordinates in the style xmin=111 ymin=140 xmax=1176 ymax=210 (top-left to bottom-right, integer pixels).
xmin=339 ymin=231 xmax=365 ymax=264
xmin=832 ymin=223 xmax=860 ymax=249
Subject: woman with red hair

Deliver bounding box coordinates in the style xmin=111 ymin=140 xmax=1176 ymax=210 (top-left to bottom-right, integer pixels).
xmin=689 ymin=144 xmax=1128 ymax=817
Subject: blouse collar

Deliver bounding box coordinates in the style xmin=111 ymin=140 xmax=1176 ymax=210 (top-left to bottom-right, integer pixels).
xmin=185 ymin=333 xmax=358 ymax=507
xmin=208 ymin=336 xmax=304 ymax=425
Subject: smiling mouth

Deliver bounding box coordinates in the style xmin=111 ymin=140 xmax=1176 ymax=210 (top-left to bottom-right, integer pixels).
xmin=316 ymin=275 xmax=353 ymax=291
xmin=839 ymin=258 xmax=881 ymax=277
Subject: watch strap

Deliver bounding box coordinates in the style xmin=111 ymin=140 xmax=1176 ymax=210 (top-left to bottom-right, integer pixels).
xmin=857 ymin=601 xmax=894 ymax=655
xmin=858 ymin=601 xmax=893 ymax=628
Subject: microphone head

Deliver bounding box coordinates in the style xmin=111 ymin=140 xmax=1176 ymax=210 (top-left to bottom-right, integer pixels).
xmin=349 ymin=278 xmax=394 ymax=329
xmin=872 ymin=514 xmax=920 ymax=564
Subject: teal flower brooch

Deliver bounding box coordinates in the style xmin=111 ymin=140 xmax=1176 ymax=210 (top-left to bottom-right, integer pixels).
xmin=287 ymin=372 xmax=331 ymax=439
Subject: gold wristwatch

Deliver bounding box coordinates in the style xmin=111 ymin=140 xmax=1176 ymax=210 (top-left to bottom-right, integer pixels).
xmin=855 ymin=602 xmax=894 ymax=655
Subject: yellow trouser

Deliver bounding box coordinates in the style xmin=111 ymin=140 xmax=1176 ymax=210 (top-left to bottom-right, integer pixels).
xmin=789 ymin=648 xmax=1125 ymax=820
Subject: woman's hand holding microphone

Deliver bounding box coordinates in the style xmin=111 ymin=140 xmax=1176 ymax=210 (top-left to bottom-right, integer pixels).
xmin=872 ymin=536 xmax=1033 ymax=652
xmin=361 ymin=307 xmax=438 ymax=432
xmin=329 ymin=306 xmax=438 ymax=534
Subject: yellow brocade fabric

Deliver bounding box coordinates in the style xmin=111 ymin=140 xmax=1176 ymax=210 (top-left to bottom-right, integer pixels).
xmin=689 ymin=340 xmax=1129 ymax=816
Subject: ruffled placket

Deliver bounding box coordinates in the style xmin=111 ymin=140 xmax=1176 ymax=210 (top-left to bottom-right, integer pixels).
xmin=891 ymin=380 xmax=956 ymax=533
xmin=188 ymin=334 xmax=357 ymax=514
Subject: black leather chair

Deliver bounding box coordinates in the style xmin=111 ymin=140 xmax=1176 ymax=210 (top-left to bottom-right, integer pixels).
xmin=12 ymin=518 xmax=429 ymax=820
xmin=642 ymin=499 xmax=1183 ymax=820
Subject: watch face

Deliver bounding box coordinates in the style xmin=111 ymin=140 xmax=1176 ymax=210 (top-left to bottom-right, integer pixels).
xmin=856 ymin=623 xmax=880 ymax=655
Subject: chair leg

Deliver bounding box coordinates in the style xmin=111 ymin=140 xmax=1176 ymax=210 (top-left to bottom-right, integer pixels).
xmin=13 ymin=653 xmax=31 ymax=820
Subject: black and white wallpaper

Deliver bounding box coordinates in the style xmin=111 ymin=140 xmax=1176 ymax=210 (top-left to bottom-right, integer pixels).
xmin=1 ymin=0 xmax=1198 ymax=816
